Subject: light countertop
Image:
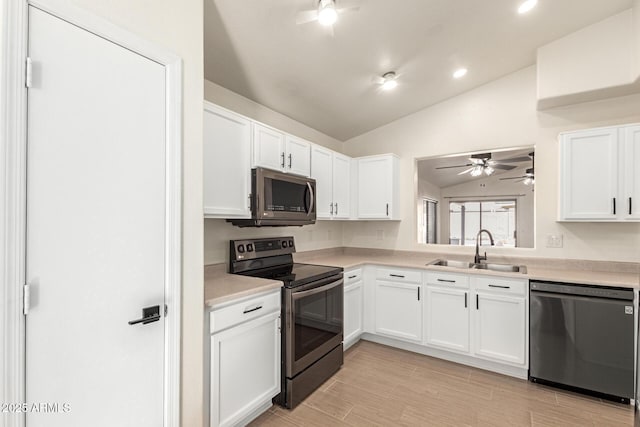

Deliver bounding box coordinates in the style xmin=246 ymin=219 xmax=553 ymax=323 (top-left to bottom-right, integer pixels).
xmin=204 ymin=250 xmax=640 ymax=308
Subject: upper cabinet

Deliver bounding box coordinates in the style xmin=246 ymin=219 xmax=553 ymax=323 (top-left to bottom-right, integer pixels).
xmin=203 ymin=102 xmax=251 ymax=219
xmin=253 ymin=123 xmax=311 ymax=177
xmin=310 ymin=145 xmax=351 ymax=219
xmin=357 ymin=154 xmax=400 ymax=220
xmin=559 ymin=124 xmax=640 ymax=221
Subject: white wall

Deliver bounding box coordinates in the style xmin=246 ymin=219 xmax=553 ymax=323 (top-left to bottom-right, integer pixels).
xmin=68 ymin=1 xmax=204 ymax=425
xmin=342 ymin=65 xmax=640 ymax=262
xmin=204 ymin=79 xmax=345 ymax=265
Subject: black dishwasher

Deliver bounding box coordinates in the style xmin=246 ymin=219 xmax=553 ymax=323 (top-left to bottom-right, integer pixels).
xmin=529 ymin=280 xmax=635 ymax=402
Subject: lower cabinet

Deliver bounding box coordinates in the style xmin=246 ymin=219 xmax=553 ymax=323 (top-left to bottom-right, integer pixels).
xmin=344 ymin=275 xmax=363 ymax=349
xmin=209 ymin=291 xmax=281 ymax=427
xmin=374 ymin=279 xmax=422 ymax=343
xmin=425 ymin=287 xmax=470 ymax=352
xmin=473 ymin=292 xmax=526 ymax=365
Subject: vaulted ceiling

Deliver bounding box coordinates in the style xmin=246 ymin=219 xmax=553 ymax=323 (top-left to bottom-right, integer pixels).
xmin=204 ymin=0 xmax=632 ymax=141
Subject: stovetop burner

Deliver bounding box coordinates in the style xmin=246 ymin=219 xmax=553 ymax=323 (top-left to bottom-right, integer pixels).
xmin=237 ymin=262 xmax=342 ymax=288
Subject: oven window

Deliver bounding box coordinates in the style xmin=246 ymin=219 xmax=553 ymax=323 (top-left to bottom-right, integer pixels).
xmin=264 ymin=178 xmax=309 ymax=213
xmin=294 ymin=283 xmax=343 ymax=363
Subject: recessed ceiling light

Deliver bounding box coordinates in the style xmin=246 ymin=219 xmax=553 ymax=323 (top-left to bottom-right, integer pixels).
xmin=518 ymin=0 xmax=538 ymax=14
xmin=453 ymin=68 xmax=468 ymax=79
xmin=318 ymin=0 xmax=338 ymax=26
xmin=381 ymin=72 xmax=398 ymax=90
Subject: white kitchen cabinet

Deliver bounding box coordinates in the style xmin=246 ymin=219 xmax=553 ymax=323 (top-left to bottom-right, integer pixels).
xmin=559 ymin=124 xmax=640 ymax=221
xmin=209 ymin=291 xmax=281 ymax=427
xmin=425 ymin=287 xmax=470 ymax=353
xmin=344 ymin=269 xmax=363 ymax=349
xmin=374 ymin=268 xmax=422 ymax=342
xmin=285 ymin=135 xmax=311 ymax=177
xmin=253 ymin=123 xmax=286 ymax=172
xmin=203 ymin=102 xmax=252 ymax=219
xmin=253 ymin=123 xmax=311 ymax=176
xmin=311 ymin=145 xmax=351 ymax=219
xmin=624 ymin=125 xmax=640 ymax=220
xmin=471 ymin=276 xmax=527 ymax=366
xmin=357 ymin=154 xmax=400 ymax=219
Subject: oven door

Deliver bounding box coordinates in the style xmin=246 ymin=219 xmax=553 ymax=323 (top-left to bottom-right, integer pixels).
xmin=254 ymin=167 xmax=316 ymax=222
xmin=285 ymin=274 xmax=343 ymax=378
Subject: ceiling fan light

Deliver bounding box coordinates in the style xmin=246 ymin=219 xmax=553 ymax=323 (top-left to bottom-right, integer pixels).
xmin=484 ymin=166 xmax=495 ymax=176
xmin=518 ymin=0 xmax=538 ymax=14
xmin=453 ymin=68 xmax=468 ymax=79
xmin=381 ymin=72 xmax=398 ymax=90
xmin=524 ymin=177 xmax=535 ymax=185
xmin=470 ymin=165 xmax=483 ymax=177
xmin=318 ymin=0 xmax=338 ymax=26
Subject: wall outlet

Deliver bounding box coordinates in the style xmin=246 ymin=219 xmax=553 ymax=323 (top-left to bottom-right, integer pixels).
xmin=546 ymin=234 xmax=563 ymax=248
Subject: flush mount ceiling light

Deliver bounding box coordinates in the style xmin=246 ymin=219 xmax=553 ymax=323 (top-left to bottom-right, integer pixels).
xmin=381 ymin=72 xmax=398 ymax=91
xmin=453 ymin=68 xmax=468 ymax=79
xmin=317 ymin=0 xmax=338 ymax=26
xmin=518 ymin=0 xmax=538 ymax=14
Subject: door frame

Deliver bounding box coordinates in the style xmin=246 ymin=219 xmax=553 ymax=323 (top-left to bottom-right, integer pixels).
xmin=1 ymin=1 xmax=182 ymax=425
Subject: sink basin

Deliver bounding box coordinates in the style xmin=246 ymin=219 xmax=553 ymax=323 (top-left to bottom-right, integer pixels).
xmin=427 ymin=259 xmax=527 ymax=274
xmin=472 ymin=263 xmax=527 ymax=274
xmin=428 ymin=259 xmax=474 ymax=269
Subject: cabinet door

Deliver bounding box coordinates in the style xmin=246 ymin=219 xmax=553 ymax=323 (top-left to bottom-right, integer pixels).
xmin=425 ymin=287 xmax=470 ymax=353
xmin=624 ymin=125 xmax=640 ymax=220
xmin=559 ymin=128 xmax=618 ymax=220
xmin=311 ymin=145 xmax=333 ymax=219
xmin=210 ymin=311 xmax=280 ymax=427
xmin=358 ymin=156 xmax=392 ymax=219
xmin=285 ymin=135 xmax=311 ymax=177
xmin=344 ymin=281 xmax=363 ymax=348
xmin=374 ymin=280 xmax=422 ymax=342
xmin=332 ymin=153 xmax=351 ymax=219
xmin=253 ymin=123 xmax=285 ymax=171
xmin=473 ymin=293 xmax=526 ymax=365
xmin=203 ymin=103 xmax=251 ymax=218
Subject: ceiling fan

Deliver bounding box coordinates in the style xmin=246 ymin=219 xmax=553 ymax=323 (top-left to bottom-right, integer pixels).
xmin=296 ymin=0 xmax=360 ymax=29
xmin=499 ymin=152 xmax=535 ymax=185
xmin=435 ymin=152 xmax=530 ymax=177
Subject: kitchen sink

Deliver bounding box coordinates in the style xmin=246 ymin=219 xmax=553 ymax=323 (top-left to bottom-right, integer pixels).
xmin=428 ymin=259 xmax=475 ymax=269
xmin=472 ymin=263 xmax=527 ymax=273
xmin=427 ymin=259 xmax=527 ymax=274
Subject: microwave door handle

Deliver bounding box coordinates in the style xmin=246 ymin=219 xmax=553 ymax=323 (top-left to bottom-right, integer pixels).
xmin=292 ymin=278 xmax=343 ymax=300
xmin=306 ymin=182 xmax=315 ymax=216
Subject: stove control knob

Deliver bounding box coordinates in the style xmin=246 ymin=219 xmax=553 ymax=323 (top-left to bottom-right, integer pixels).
xmin=246 ymin=244 xmax=253 ymax=252
xmin=282 ymin=241 xmax=288 ymax=248
xmin=288 ymin=240 xmax=294 ymax=247
xmin=237 ymin=244 xmax=245 ymax=253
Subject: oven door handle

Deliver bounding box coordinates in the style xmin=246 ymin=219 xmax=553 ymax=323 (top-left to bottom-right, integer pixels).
xmin=306 ymin=182 xmax=315 ymax=216
xmin=292 ymin=278 xmax=343 ymax=300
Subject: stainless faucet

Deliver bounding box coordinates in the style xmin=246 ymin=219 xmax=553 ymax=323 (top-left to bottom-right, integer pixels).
xmin=474 ymin=229 xmax=495 ymax=264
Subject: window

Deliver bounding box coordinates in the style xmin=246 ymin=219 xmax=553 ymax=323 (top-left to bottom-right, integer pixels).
xmin=418 ymin=198 xmax=438 ymax=244
xmin=449 ymin=200 xmax=516 ymax=247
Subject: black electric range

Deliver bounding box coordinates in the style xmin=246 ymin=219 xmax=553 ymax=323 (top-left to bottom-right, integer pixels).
xmin=229 ymin=236 xmax=344 ymax=409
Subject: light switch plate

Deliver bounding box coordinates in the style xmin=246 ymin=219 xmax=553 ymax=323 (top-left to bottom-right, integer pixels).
xmin=546 ymin=234 xmax=563 ymax=248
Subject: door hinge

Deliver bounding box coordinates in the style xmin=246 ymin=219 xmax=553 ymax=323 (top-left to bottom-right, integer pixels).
xmin=23 ymin=283 xmax=31 ymax=315
xmin=164 ymin=304 xmax=168 ymax=316
xmin=25 ymin=57 xmax=32 ymax=88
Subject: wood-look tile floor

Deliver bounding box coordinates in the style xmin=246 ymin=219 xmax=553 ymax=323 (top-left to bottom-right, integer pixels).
xmin=249 ymin=340 xmax=633 ymax=426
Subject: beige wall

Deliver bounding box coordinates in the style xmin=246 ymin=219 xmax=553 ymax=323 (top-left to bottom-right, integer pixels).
xmin=342 ymin=65 xmax=640 ymax=262
xmin=204 ymin=79 xmax=345 ymax=266
xmin=69 ymin=1 xmax=204 ymax=425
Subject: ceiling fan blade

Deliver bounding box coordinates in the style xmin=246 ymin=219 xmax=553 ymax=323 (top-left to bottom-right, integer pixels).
xmin=435 ymin=163 xmax=473 ymax=170
xmin=337 ymin=5 xmax=360 ymax=13
xmin=492 ymin=164 xmax=517 ymax=171
xmin=457 ymin=167 xmax=474 ymax=176
xmin=296 ymin=10 xmax=318 ymax=25
xmin=499 ymin=176 xmax=525 ymax=180
xmin=498 ymin=156 xmax=532 ymax=163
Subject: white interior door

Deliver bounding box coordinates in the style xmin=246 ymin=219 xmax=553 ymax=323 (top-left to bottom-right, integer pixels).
xmin=26 ymin=6 xmax=166 ymax=426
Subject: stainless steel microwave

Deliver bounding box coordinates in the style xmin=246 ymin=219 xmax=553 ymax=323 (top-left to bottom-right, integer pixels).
xmin=228 ymin=167 xmax=316 ymax=227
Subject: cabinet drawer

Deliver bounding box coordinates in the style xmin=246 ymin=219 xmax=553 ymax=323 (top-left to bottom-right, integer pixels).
xmin=425 ymin=272 xmax=470 ymax=289
xmin=376 ymin=268 xmax=421 ymax=283
xmin=474 ymin=277 xmax=527 ymax=296
xmin=345 ymin=268 xmax=362 ymax=284
xmin=210 ymin=290 xmax=281 ymax=334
